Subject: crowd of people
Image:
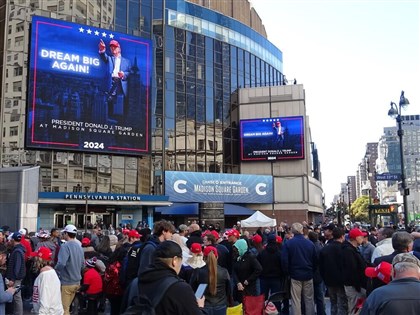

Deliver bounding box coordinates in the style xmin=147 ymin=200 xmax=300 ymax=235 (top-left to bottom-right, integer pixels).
xmin=0 ymin=220 xmax=419 ymax=315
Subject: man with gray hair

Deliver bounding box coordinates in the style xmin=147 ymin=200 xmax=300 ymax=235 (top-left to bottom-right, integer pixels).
xmin=281 ymin=222 xmax=317 ymax=315
xmin=369 ymin=231 xmax=413 ymax=294
xmin=373 ymin=231 xmax=413 ymax=266
xmin=360 ymin=253 xmax=420 ymax=314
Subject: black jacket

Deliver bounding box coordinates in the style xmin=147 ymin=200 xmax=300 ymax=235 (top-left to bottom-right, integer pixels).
xmin=257 ymin=243 xmax=283 ymax=278
xmin=319 ymin=240 xmax=344 ymax=287
xmin=341 ymin=241 xmax=367 ymax=290
xmin=6 ymin=244 xmax=26 ymax=281
xmin=138 ymin=260 xmax=204 ymax=315
xmin=190 ymin=264 xmax=231 ymax=307
xmin=233 ymin=251 xmax=262 ymax=296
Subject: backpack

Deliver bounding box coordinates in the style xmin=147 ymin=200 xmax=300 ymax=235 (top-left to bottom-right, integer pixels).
xmin=123 ymin=276 xmax=179 ymax=315
xmin=104 ymin=261 xmax=124 ymax=296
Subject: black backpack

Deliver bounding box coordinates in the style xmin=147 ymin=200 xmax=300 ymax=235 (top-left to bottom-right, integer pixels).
xmin=122 ymin=276 xmax=179 ymax=315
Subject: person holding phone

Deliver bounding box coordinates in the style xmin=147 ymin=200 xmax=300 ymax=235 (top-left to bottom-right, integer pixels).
xmin=190 ymin=246 xmax=231 ymax=315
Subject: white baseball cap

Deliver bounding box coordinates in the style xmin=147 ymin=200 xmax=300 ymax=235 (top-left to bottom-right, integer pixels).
xmin=18 ymin=228 xmax=27 ymax=235
xmin=61 ymin=224 xmax=77 ymax=234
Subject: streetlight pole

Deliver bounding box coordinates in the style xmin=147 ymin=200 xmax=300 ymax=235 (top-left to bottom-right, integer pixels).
xmin=84 ymin=186 xmax=90 ymax=233
xmin=388 ymin=90 xmax=410 ymax=230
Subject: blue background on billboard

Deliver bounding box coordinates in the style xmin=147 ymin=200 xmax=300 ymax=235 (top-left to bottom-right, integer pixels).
xmin=26 ymin=16 xmax=153 ymax=155
xmin=165 ymin=171 xmax=273 ymax=203
xmin=240 ymin=116 xmax=304 ymax=161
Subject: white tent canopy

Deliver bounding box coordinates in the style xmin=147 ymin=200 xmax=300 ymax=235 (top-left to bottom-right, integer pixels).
xmin=240 ymin=211 xmax=277 ymax=228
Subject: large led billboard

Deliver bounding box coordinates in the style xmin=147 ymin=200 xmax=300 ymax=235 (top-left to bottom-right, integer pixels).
xmin=240 ymin=116 xmax=305 ymax=161
xmin=26 ymin=16 xmax=152 ymax=155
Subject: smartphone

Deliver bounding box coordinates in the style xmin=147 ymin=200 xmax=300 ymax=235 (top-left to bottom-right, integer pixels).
xmin=195 ymin=283 xmax=207 ymax=299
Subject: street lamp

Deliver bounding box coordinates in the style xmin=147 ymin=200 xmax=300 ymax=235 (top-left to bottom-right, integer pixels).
xmin=84 ymin=186 xmax=90 ymax=232
xmin=388 ymin=90 xmax=410 ymax=230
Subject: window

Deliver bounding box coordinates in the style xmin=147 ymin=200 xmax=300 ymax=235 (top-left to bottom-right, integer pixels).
xmin=74 ymin=169 xmax=82 ymax=179
xmin=198 ymin=139 xmax=205 ymax=150
xmin=14 ymin=67 xmax=23 ymax=76
xmin=9 ymin=142 xmax=18 ymax=149
xmin=13 ymin=81 xmax=22 ymax=92
xmin=15 ymin=36 xmax=24 ymax=47
xmin=53 ymin=169 xmax=59 ymax=178
xmin=15 ymin=22 xmax=24 ymax=32
xmin=9 ymin=126 xmax=18 ymax=137
xmin=208 ymin=140 xmax=215 ymax=151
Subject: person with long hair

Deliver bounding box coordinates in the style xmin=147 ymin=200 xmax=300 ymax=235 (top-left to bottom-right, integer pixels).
xmin=96 ymin=235 xmax=113 ymax=259
xmin=31 ymin=247 xmax=63 ymax=314
xmin=190 ymin=246 xmax=231 ymax=315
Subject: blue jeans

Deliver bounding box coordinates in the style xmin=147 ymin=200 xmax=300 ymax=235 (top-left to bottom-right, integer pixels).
xmin=313 ymin=281 xmax=326 ymax=315
xmin=203 ymin=304 xmax=227 ymax=315
xmin=260 ymin=277 xmax=282 ymax=312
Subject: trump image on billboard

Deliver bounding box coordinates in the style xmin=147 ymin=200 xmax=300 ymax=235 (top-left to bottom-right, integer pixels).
xmin=240 ymin=116 xmax=305 ymax=161
xmin=26 ymin=16 xmax=152 ymax=155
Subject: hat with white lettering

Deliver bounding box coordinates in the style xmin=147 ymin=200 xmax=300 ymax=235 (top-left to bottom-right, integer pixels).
xmin=62 ymin=224 xmax=77 ymax=234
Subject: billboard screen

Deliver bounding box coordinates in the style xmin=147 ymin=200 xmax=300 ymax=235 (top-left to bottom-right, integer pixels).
xmin=165 ymin=171 xmax=273 ymax=203
xmin=240 ymin=116 xmax=305 ymax=161
xmin=26 ymin=16 xmax=152 ymax=155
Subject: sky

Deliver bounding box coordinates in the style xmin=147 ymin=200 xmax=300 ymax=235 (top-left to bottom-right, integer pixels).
xmin=250 ymin=0 xmax=420 ymax=204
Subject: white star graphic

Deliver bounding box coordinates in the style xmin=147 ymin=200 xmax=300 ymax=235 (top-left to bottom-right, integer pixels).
xmin=109 ymin=33 xmax=114 ymax=39
xmin=102 ymin=32 xmax=107 ymax=37
xmin=79 ymin=27 xmax=84 ymax=33
xmin=94 ymin=30 xmax=99 ymax=36
xmin=87 ymin=29 xmax=92 ymax=34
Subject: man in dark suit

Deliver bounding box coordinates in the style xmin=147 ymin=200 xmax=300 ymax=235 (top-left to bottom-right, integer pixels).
xmin=99 ymin=39 xmax=131 ymax=118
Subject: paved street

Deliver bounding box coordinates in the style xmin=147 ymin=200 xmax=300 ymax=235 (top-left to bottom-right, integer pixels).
xmin=22 ymin=297 xmax=332 ymax=314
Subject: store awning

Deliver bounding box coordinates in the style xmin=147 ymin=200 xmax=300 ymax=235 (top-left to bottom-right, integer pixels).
xmin=156 ymin=203 xmax=199 ymax=216
xmin=224 ymin=204 xmax=255 ymax=216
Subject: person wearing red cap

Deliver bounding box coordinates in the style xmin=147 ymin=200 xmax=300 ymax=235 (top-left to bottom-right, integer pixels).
xmin=98 ymin=38 xmax=131 ymax=118
xmin=32 ymin=247 xmax=63 ymax=314
xmin=190 ymin=246 xmax=231 ymax=315
xmin=361 ymin=253 xmax=420 ymax=314
xmin=122 ymin=229 xmax=143 ymax=285
xmin=182 ymin=243 xmax=206 ymax=283
xmin=342 ymin=228 xmax=367 ymax=314
xmin=272 ymin=120 xmax=285 ymax=146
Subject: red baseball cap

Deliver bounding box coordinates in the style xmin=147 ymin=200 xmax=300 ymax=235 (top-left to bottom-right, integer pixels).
xmin=191 ymin=243 xmax=202 ymax=254
xmin=203 ymin=246 xmax=218 ymax=258
xmin=276 ymin=235 xmax=283 ymax=244
xmin=349 ymin=228 xmax=364 ymax=239
xmin=365 ymin=262 xmax=392 ymax=284
xmin=31 ymin=247 xmax=52 ymax=261
xmin=226 ymin=229 xmax=240 ymax=238
xmin=81 ymin=237 xmax=91 ymax=247
xmin=109 ymin=40 xmax=120 ymax=47
xmin=252 ymin=234 xmax=263 ymax=244
xmin=128 ymin=229 xmax=141 ymax=239
xmin=122 ymin=228 xmax=130 ymax=235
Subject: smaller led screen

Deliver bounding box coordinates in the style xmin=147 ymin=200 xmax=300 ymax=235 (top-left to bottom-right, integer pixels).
xmin=240 ymin=116 xmax=305 ymax=161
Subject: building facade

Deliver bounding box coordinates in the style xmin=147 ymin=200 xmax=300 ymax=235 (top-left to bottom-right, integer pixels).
xmin=376 ymin=115 xmax=420 ymax=221
xmin=0 ymin=0 xmax=323 ymax=230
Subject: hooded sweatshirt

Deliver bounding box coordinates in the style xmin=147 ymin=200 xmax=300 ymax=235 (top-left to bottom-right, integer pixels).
xmin=138 ymin=260 xmax=203 ymax=315
xmin=233 ymin=239 xmax=248 ymax=259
